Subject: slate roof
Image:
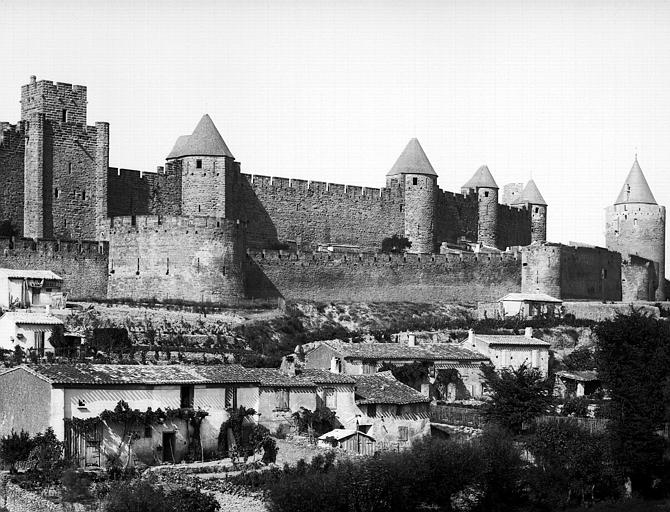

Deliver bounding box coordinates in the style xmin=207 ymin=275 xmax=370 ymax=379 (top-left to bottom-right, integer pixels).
xmin=614 ymin=158 xmax=657 ymax=205
xmin=245 ymin=368 xmax=317 ymax=388
xmin=320 ymin=340 xmax=488 ymax=362
xmin=353 ymin=373 xmax=431 ymax=405
xmin=462 ymin=165 xmax=498 ymax=190
xmin=386 ymin=138 xmax=437 ymax=177
xmin=13 ymin=364 xmax=257 ymax=386
xmin=556 ymin=370 xmax=599 ymax=382
xmin=499 ymin=292 xmax=562 ymax=303
xmin=3 ymin=312 xmax=63 ymax=325
xmin=0 ymin=269 xmax=62 ymax=280
xmin=472 ymin=334 xmax=551 ymax=346
xmin=166 ymin=114 xmax=234 ymax=160
xmin=519 ymin=179 xmax=547 ymax=206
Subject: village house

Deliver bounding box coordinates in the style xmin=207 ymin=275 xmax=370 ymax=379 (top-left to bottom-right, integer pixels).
xmin=0 ymin=269 xmax=64 ymax=309
xmin=463 ymin=327 xmax=551 ymax=376
xmin=0 ymin=311 xmax=64 ymax=356
xmin=351 ymin=372 xmax=431 ymax=448
xmin=498 ymin=292 xmax=563 ymax=319
xmin=304 ymin=339 xmax=489 ymax=401
xmin=554 ymin=370 xmax=601 ymax=399
xmin=0 ymin=364 xmax=260 ymax=467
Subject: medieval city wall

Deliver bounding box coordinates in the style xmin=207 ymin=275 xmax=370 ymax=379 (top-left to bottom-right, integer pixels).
xmin=236 ymin=173 xmax=405 ymax=251
xmin=107 ymin=215 xmax=246 ymax=303
xmin=621 ymin=254 xmax=656 ymax=301
xmin=497 ymin=203 xmax=531 ymax=249
xmin=0 ymin=237 xmax=108 ymax=299
xmin=107 ymin=167 xmax=157 ymax=217
xmin=0 ymin=123 xmax=25 ymax=235
xmin=434 ymin=191 xmax=478 ymax=246
xmin=247 ymin=250 xmax=522 ymax=303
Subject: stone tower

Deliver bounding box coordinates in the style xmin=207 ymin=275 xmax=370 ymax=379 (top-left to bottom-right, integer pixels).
xmin=605 ymin=157 xmax=666 ymax=300
xmin=385 ymin=138 xmax=437 ymax=253
xmin=165 ymin=114 xmax=238 ymax=218
xmin=20 ymin=76 xmax=109 ymax=240
xmin=518 ymin=179 xmax=547 ymax=243
xmin=462 ymin=165 xmax=499 ymax=248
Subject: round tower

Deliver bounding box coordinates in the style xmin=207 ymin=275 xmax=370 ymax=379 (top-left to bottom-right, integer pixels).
xmin=386 ymin=138 xmax=437 ymax=253
xmin=605 ymin=157 xmax=666 ymax=300
xmin=462 ymin=165 xmax=499 ymax=248
xmin=519 ymin=179 xmax=548 ymax=243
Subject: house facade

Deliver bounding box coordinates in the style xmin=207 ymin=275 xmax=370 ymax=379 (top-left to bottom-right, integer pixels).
xmin=0 ymin=312 xmax=64 ymax=356
xmin=0 ymin=269 xmax=64 ymax=309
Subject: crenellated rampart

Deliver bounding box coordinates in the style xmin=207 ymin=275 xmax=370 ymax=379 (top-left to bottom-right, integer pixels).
xmin=0 ymin=122 xmax=25 ymax=235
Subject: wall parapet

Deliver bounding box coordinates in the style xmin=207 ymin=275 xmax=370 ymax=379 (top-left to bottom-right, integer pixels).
xmin=109 ymin=215 xmax=243 ymax=231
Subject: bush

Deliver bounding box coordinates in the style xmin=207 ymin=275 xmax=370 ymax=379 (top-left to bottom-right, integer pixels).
xmin=0 ymin=430 xmax=33 ymax=472
xmin=561 ymin=396 xmax=590 ymax=417
xmin=381 ymin=235 xmax=412 ymax=254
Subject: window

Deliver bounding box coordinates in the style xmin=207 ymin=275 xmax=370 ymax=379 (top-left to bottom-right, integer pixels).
xmin=180 ymin=385 xmax=194 ymax=408
xmin=61 ymin=109 xmax=68 ymax=122
xmin=131 ymin=215 xmax=136 ymax=227
xmin=400 ymin=204 xmax=403 ymax=212
xmin=534 ymin=207 xmax=539 ymax=213
xmin=484 ymin=191 xmax=489 ymax=197
xmin=54 ymin=188 xmax=59 ymax=199
xmin=324 ymin=387 xmax=336 ymax=409
xmin=196 ymin=159 xmax=203 ymax=169
xmin=77 ymin=399 xmax=86 ymax=408
xmin=362 ymin=361 xmax=376 ymax=374
xmin=225 ymin=387 xmax=237 ymax=409
xmin=68 ymin=162 xmax=72 ymax=174
xmin=412 ymin=177 xmax=418 ymax=185
xmin=82 ymin=190 xmax=86 ymax=201
xmin=367 ymin=404 xmax=377 ymax=417
xmin=398 ymin=426 xmax=409 ymax=442
xmin=276 ymin=388 xmax=290 ymax=410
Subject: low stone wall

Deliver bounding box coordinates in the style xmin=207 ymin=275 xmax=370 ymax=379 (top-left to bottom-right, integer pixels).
xmin=564 ymin=301 xmax=660 ymax=321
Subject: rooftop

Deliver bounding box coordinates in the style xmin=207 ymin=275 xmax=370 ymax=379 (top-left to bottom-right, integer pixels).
xmin=499 ymin=292 xmax=562 ymax=303
xmin=519 ymin=179 xmax=547 ymax=206
xmin=295 ymin=368 xmax=356 ymax=384
xmin=353 ymin=372 xmax=431 ymax=405
xmin=166 ymin=114 xmax=234 ymax=160
xmin=245 ymin=368 xmax=317 ymax=387
xmin=386 ymin=138 xmax=437 ymax=177
xmin=0 ymin=269 xmax=62 ymax=280
xmin=2 ymin=312 xmax=63 ymax=325
xmin=320 ymin=339 xmax=488 ymax=362
xmin=318 ymin=428 xmax=375 ymax=442
xmin=555 ymin=370 xmax=599 ymax=382
xmin=471 ymin=334 xmax=551 ymax=346
xmin=462 ymin=165 xmax=498 ymax=190
xmin=614 ymin=157 xmax=657 ymax=205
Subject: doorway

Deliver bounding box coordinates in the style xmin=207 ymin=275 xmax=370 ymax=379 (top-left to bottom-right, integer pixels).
xmin=162 ymin=432 xmax=176 ymax=463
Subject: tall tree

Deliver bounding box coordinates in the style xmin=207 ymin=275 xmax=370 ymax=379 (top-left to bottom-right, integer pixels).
xmin=595 ymin=309 xmax=670 ymax=496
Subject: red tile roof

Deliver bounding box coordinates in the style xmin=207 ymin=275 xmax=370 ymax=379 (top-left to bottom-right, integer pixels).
xmin=353 ymin=373 xmax=430 ymax=405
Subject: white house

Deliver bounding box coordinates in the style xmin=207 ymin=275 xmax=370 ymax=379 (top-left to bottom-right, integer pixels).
xmin=0 ymin=311 xmax=64 ymax=356
xmin=464 ymin=327 xmax=551 ymax=376
xmin=0 ymin=269 xmax=64 ymax=309
xmin=498 ymin=292 xmax=562 ymax=319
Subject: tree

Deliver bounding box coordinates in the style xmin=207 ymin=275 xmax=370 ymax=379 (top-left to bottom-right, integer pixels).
xmin=0 ymin=430 xmax=34 ymax=473
xmin=563 ymin=346 xmax=597 ymax=371
xmin=595 ymin=309 xmax=670 ymax=496
xmin=381 ymin=234 xmax=412 ymax=254
xmin=481 ymin=363 xmax=554 ymax=433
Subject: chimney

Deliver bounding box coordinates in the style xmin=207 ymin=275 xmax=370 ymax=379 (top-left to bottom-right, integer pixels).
xmin=468 ymin=329 xmax=476 ymax=349
xmin=280 ymin=355 xmax=296 ymax=376
xmin=330 ymin=356 xmax=341 ymax=374
xmin=408 ymin=334 xmax=416 ymax=347
xmin=525 ymin=327 xmax=533 ymax=338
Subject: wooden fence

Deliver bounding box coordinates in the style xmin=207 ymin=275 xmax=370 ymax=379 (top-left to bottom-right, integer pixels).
xmin=429 ymin=405 xmax=485 ymax=428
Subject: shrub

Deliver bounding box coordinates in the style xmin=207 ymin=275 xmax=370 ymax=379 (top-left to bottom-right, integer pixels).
xmin=0 ymin=430 xmax=33 ymax=472
xmin=381 ymin=235 xmax=412 ymax=254
xmin=561 ymin=396 xmax=590 ymax=417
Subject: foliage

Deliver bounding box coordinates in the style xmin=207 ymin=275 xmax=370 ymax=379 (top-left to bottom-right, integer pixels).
xmin=381 ymin=234 xmax=412 ymax=254
xmin=0 ymin=430 xmax=33 ymax=472
xmin=595 ymin=309 xmax=670 ymax=497
xmin=378 ymin=361 xmax=429 ymax=391
xmin=561 ymin=396 xmax=590 ymax=417
xmin=61 ymin=468 xmax=93 ymax=503
xmin=563 ymin=345 xmax=597 ymax=371
xmin=292 ymin=407 xmax=336 ymax=437
xmin=218 ymin=406 xmax=275 ymax=463
xmin=526 ymin=419 xmax=619 ymax=509
xmin=90 ymin=328 xmax=132 ymax=354
xmin=481 ymin=363 xmax=554 ymax=433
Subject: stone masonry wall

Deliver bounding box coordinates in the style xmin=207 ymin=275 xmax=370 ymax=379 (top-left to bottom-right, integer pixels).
xmin=107 ymin=167 xmax=157 ymax=217
xmin=621 ymin=254 xmax=656 ymax=301
xmin=477 ymin=187 xmax=498 ymax=247
xmin=0 ymin=238 xmax=108 ymax=299
xmin=107 ymin=215 xmax=246 ymax=303
xmin=0 ymin=123 xmax=25 ymax=235
xmin=0 ymin=368 xmax=51 ymax=438
xmin=247 ymin=250 xmax=521 ymax=303
xmin=403 ymin=174 xmax=436 ymax=253
xmin=498 ymin=203 xmax=531 ymax=249
xmin=434 ymin=191 xmax=478 ymax=245
xmin=235 ymin=173 xmax=405 ymax=251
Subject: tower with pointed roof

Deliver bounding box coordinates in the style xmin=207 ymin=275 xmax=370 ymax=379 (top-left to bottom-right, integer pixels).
xmin=462 ymin=165 xmax=499 ymax=247
xmin=166 ymin=114 xmax=238 ymax=218
xmin=605 ymin=157 xmax=666 ymax=300
xmin=516 ymin=180 xmax=547 ymax=243
xmin=386 ymin=138 xmax=437 ymax=253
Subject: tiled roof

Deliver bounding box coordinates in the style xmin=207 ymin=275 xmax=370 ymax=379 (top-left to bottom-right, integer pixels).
xmin=245 ymin=368 xmax=317 ymax=388
xmin=556 ymin=370 xmax=599 ymax=382
xmin=295 ymin=368 xmax=356 ymax=384
xmin=615 ymin=157 xmax=657 ymax=205
xmin=499 ymin=292 xmax=562 ymax=303
xmin=321 ymin=340 xmax=488 ymax=362
xmin=473 ymin=334 xmax=551 ymax=346
xmin=318 ymin=428 xmax=375 ymax=442
xmin=166 ymin=114 xmax=234 ymax=160
xmin=386 ymin=138 xmax=437 ymax=177
xmin=0 ymin=269 xmax=62 ymax=280
xmin=16 ymin=364 xmax=257 ymax=386
xmin=519 ymin=179 xmax=547 ymax=206
xmin=353 ymin=373 xmax=430 ymax=405
xmin=462 ymin=165 xmax=498 ymax=190
xmin=3 ymin=312 xmax=63 ymax=325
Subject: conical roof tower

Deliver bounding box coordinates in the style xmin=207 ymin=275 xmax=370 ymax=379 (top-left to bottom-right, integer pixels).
xmin=386 ymin=138 xmax=437 ymax=177
xmin=462 ymin=165 xmax=498 ymax=190
xmin=614 ymin=157 xmax=657 ymax=205
xmin=519 ymin=179 xmax=547 ymax=206
xmin=167 ymin=114 xmax=234 ymax=160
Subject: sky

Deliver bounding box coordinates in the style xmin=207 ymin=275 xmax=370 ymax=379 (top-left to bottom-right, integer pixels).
xmin=2 ymin=0 xmax=670 ymax=265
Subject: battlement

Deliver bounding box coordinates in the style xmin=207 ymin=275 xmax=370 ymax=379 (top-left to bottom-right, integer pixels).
xmin=108 ymin=167 xmax=158 ymax=180
xmin=109 ymin=214 xmax=244 ymax=232
xmin=243 ymin=173 xmax=402 ymax=201
xmin=0 ymin=122 xmax=24 ymax=147
xmin=0 ymin=236 xmax=107 ymax=257
xmin=21 ymin=76 xmax=88 ymax=124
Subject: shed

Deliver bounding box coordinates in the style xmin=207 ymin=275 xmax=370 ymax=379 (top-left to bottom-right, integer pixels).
xmin=318 ymin=428 xmax=376 ymax=455
xmin=499 ymin=292 xmax=562 ymax=319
